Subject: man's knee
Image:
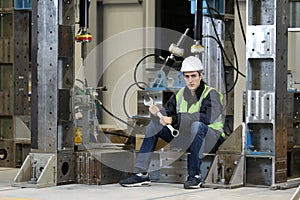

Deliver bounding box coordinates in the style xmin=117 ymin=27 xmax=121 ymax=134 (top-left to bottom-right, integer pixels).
xmin=191 ymin=122 xmax=208 ymax=136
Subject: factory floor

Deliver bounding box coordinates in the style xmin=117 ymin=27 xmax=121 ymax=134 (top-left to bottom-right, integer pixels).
xmin=0 ymin=167 xmax=298 ymax=200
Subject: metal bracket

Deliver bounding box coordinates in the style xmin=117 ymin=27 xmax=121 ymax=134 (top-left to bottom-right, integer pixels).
xmin=13 ymin=153 xmax=57 ymax=188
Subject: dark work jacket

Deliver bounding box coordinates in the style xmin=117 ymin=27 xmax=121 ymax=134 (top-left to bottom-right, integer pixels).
xmin=155 ymin=80 xmax=223 ymax=129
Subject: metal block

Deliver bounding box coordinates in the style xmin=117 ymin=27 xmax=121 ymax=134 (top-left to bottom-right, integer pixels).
xmin=246 ymin=27 xmax=274 ymax=58
xmin=0 ymin=117 xmax=13 ymax=139
xmin=294 ymin=93 xmax=300 ymax=120
xmin=15 ymin=143 xmax=30 ymax=168
xmin=58 ymin=89 xmax=72 ymax=121
xmin=57 ymin=152 xmax=76 ymax=185
xmin=246 ymin=59 xmax=275 ymax=90
xmin=247 ymin=0 xmax=274 ymax=25
xmin=246 ymin=156 xmax=273 ymax=186
xmin=247 ymin=123 xmax=274 ymax=154
xmin=0 ymin=13 xmax=13 ymax=37
xmin=157 ymin=151 xmax=188 ymax=183
xmin=0 ymin=38 xmax=13 ymax=63
xmin=220 ymin=125 xmax=243 ymax=153
xmin=246 ymin=91 xmax=275 ymax=123
xmin=76 ymin=150 xmax=133 ymax=185
xmin=289 ymin=149 xmax=300 ymax=178
xmin=60 ymin=58 xmax=74 ymax=89
xmin=15 ymin=116 xmax=31 ymax=140
xmin=0 ymin=64 xmax=13 ymax=90
xmin=202 ymin=17 xmax=225 ymax=92
xmin=0 ymin=0 xmax=14 ymax=8
xmin=60 ymin=0 xmax=75 ymax=25
xmin=31 ymin=0 xmax=59 ymax=152
xmin=201 ymin=154 xmax=215 ymax=180
xmin=148 ymin=153 xmax=160 ymax=181
xmin=245 ymin=0 xmax=289 ymax=187
xmin=0 ymin=140 xmax=15 ymax=167
xmin=137 ymin=90 xmax=175 ymax=117
xmin=14 ymin=11 xmax=30 ymax=115
xmin=58 ymin=121 xmax=74 ymax=150
xmin=224 ymin=115 xmax=234 ymax=135
xmin=205 ymin=154 xmax=243 ymax=187
xmin=224 ymin=66 xmax=234 ymax=116
xmin=286 ymin=93 xmax=294 ymax=149
xmin=0 ymin=91 xmax=12 ymax=116
xmin=275 ymin=157 xmax=287 ymax=184
xmin=13 ymin=153 xmax=57 ymax=188
xmin=58 ymin=26 xmax=74 ymax=58
xmin=224 ymin=19 xmax=235 ymax=67
xmin=294 ymin=123 xmax=300 ymax=147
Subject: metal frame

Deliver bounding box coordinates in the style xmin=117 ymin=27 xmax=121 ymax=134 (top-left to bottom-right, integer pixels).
xmin=0 ymin=1 xmax=31 ymax=168
xmin=245 ymin=0 xmax=289 ymax=187
xmin=14 ymin=0 xmax=76 ymax=187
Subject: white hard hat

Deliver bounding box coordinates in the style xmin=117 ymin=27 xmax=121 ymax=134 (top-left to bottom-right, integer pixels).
xmin=180 ymin=56 xmax=204 ymax=72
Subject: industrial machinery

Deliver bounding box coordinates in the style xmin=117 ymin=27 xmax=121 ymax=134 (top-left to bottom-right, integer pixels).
xmin=0 ymin=0 xmax=31 ymax=168
xmin=2 ymin=0 xmax=299 ymax=190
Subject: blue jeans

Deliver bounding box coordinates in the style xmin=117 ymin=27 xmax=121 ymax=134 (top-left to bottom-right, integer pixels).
xmin=135 ymin=120 xmax=213 ymax=176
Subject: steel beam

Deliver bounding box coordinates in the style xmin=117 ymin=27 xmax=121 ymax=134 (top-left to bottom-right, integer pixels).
xmin=245 ymin=0 xmax=289 ymax=186
xmin=14 ymin=0 xmax=76 ymax=187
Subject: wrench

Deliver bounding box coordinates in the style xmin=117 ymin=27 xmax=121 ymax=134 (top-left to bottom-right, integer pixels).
xmin=144 ymin=97 xmax=179 ymax=137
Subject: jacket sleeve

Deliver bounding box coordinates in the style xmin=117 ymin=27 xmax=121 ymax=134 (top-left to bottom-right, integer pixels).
xmin=163 ymin=94 xmax=193 ymax=128
xmin=162 ymin=94 xmax=180 ymax=128
xmin=199 ymin=90 xmax=223 ymax=124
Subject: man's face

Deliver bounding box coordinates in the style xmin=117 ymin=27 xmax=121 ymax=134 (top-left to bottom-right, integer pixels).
xmin=183 ymin=71 xmax=202 ymax=92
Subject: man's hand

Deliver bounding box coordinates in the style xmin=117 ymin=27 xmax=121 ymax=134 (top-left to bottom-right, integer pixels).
xmin=149 ymin=104 xmax=160 ymax=116
xmin=159 ymin=116 xmax=173 ymax=126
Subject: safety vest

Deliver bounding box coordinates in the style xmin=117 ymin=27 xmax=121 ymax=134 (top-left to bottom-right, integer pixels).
xmin=176 ymin=85 xmax=226 ymax=139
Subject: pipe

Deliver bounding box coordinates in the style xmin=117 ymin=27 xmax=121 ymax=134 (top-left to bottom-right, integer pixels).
xmin=194 ymin=0 xmax=203 ymax=42
xmin=79 ymin=0 xmax=89 ymax=30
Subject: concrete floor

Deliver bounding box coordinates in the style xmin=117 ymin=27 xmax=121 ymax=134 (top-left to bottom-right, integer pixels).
xmin=0 ymin=168 xmax=298 ymax=200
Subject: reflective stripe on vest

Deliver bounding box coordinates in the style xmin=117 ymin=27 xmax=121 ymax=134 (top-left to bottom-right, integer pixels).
xmin=176 ymin=85 xmax=225 ymax=138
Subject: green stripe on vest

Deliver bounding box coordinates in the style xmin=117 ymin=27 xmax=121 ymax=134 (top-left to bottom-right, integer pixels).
xmin=176 ymin=85 xmax=225 ymax=139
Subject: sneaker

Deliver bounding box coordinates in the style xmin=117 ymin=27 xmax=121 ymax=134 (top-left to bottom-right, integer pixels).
xmin=119 ymin=173 xmax=151 ymax=187
xmin=183 ymin=175 xmax=202 ymax=189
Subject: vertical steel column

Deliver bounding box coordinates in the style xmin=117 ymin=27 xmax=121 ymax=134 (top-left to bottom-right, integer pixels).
xmin=245 ymin=0 xmax=288 ymax=186
xmin=202 ymin=0 xmax=235 ymax=134
xmin=14 ymin=0 xmax=75 ymax=187
xmin=0 ymin=1 xmax=15 ymax=168
xmin=14 ymin=11 xmax=30 ymax=115
xmin=0 ymin=1 xmax=31 ymax=168
xmin=32 ymin=0 xmax=59 ymax=153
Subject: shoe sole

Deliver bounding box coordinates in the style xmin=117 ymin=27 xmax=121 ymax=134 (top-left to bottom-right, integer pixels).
xmin=120 ymin=181 xmax=151 ymax=187
xmin=184 ymin=183 xmax=202 ymax=189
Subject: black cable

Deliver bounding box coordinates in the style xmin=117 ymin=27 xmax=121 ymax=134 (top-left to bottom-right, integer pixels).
xmin=203 ymin=35 xmax=245 ymax=78
xmin=103 ymin=131 xmax=130 ymax=138
xmin=95 ymin=99 xmax=137 ymax=129
xmin=204 ymin=2 xmax=243 ymax=94
xmin=134 ymin=54 xmax=159 ymax=90
xmin=236 ymin=0 xmax=246 ymax=44
xmin=123 ymin=81 xmax=148 ymax=119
